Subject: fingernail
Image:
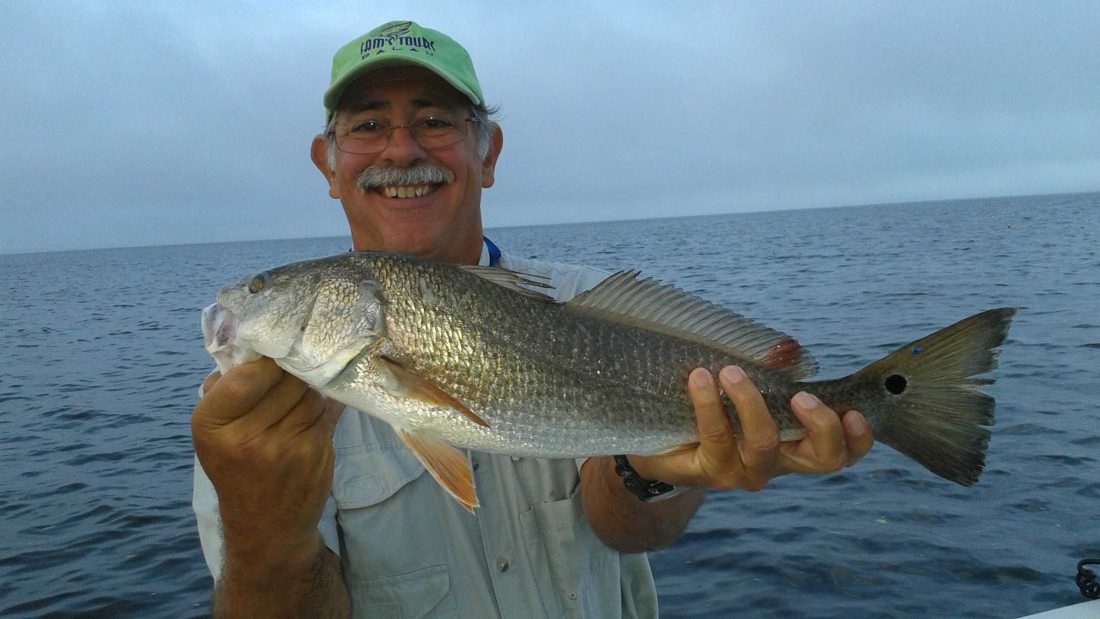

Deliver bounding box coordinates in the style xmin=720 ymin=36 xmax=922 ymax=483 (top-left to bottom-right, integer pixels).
xmin=720 ymin=366 xmax=746 ymax=384
xmin=845 ymin=412 xmax=868 ymax=436
xmin=690 ymin=368 xmax=712 ymax=386
xmin=793 ymin=391 xmax=820 ymax=409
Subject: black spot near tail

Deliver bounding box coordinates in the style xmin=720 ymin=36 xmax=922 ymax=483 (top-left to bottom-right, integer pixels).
xmin=884 ymin=374 xmax=908 ymax=395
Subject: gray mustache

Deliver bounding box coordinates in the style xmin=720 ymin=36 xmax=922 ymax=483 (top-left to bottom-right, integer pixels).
xmin=356 ymin=164 xmax=455 ymax=190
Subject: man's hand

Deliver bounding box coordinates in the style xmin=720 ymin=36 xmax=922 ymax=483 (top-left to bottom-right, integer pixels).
xmin=581 ymin=365 xmax=872 ymax=553
xmin=627 ymin=365 xmax=873 ymax=492
xmin=191 ymin=357 xmax=349 ymax=617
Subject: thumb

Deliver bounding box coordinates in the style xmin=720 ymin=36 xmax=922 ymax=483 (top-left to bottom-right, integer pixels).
xmin=317 ymin=397 xmax=345 ymax=438
xmin=193 ymin=357 xmax=284 ymax=427
xmin=200 ymin=370 xmax=221 ymax=396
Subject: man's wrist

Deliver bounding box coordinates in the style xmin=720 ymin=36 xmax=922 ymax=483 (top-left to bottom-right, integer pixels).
xmin=613 ymin=455 xmax=689 ymax=502
xmin=223 ymin=527 xmax=326 ymax=580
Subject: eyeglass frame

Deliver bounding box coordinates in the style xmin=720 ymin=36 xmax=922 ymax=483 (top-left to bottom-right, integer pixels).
xmin=326 ymin=113 xmax=478 ymax=155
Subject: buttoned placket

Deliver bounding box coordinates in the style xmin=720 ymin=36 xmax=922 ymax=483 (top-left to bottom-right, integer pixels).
xmin=469 ymin=453 xmax=550 ymax=619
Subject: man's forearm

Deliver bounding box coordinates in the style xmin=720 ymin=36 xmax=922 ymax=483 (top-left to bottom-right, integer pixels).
xmin=213 ymin=533 xmax=350 ymax=619
xmin=580 ymin=456 xmax=704 ymax=554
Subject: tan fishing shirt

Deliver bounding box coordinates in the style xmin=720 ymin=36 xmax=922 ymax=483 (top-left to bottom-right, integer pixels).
xmin=193 ymin=245 xmax=660 ymax=618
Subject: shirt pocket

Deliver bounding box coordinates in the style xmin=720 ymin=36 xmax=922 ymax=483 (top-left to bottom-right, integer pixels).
xmin=332 ymin=446 xmax=426 ymax=509
xmin=520 ymin=495 xmax=620 ymax=618
xmin=331 ymin=411 xmax=460 ymax=616
xmin=347 ymin=564 xmax=456 ymax=619
xmin=334 ymin=447 xmax=462 ymax=618
xmin=331 ymin=409 xmax=426 ymax=508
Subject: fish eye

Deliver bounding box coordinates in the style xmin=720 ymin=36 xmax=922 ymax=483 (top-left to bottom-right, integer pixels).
xmin=248 ymin=272 xmax=269 ymax=294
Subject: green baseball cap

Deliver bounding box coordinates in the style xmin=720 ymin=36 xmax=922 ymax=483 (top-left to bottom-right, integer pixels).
xmin=324 ymin=21 xmax=484 ymax=119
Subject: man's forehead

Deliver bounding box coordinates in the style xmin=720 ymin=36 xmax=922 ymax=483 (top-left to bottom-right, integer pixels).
xmin=338 ymin=66 xmax=467 ymax=109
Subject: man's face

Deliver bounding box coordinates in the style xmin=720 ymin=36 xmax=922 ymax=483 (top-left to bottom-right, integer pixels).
xmin=311 ymin=66 xmax=502 ymax=264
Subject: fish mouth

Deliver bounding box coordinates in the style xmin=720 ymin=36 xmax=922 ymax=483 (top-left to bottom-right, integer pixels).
xmin=202 ymin=303 xmax=258 ymax=373
xmin=201 ymin=303 xmax=234 ymax=352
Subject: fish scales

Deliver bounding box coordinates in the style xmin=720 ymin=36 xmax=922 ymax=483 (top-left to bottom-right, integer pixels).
xmin=345 ymin=256 xmax=728 ymax=455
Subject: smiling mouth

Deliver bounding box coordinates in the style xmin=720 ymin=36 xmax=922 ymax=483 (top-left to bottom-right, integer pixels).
xmin=380 ymin=184 xmax=439 ymax=199
xmin=357 ymin=163 xmax=455 ymax=198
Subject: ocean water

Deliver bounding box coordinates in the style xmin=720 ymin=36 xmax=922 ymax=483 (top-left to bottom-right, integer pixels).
xmin=1 ymin=192 xmax=1097 ymax=617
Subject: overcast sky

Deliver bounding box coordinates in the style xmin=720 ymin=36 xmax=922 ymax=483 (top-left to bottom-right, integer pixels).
xmin=2 ymin=1 xmax=1098 ymax=254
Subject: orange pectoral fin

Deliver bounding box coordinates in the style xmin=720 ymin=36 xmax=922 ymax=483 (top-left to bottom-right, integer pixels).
xmin=379 ymin=356 xmax=489 ymax=428
xmin=398 ymin=429 xmax=479 ymax=512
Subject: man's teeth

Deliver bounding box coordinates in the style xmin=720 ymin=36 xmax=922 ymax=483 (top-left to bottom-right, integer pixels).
xmin=383 ymin=185 xmax=432 ymax=198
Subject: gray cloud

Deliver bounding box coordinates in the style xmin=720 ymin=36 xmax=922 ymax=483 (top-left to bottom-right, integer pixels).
xmin=2 ymin=1 xmax=1097 ymax=253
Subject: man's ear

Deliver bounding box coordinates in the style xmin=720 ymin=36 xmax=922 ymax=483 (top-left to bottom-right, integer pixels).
xmin=480 ymin=123 xmax=504 ymax=189
xmin=310 ymin=134 xmax=340 ymax=199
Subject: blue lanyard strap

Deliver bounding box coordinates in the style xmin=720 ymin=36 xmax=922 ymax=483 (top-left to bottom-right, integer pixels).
xmin=484 ymin=236 xmax=501 ymax=268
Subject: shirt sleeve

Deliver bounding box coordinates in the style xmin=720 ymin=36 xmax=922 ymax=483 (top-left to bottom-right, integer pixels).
xmin=317 ymin=494 xmax=340 ymax=556
xmin=192 ymin=455 xmax=225 ymax=581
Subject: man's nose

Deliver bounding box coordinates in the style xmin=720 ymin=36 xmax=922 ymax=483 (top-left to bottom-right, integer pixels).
xmin=377 ymin=125 xmax=426 ymax=165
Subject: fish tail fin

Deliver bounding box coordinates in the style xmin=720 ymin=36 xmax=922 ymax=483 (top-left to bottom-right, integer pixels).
xmin=834 ymin=308 xmax=1015 ymax=485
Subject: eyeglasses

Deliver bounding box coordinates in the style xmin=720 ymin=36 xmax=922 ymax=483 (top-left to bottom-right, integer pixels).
xmin=329 ymin=114 xmax=476 ymax=155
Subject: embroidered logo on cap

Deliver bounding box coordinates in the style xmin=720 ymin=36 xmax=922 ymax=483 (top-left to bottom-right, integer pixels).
xmin=360 ymin=21 xmax=436 ymax=58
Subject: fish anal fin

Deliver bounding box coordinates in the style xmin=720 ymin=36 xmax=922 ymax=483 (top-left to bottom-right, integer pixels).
xmin=379 ymin=357 xmax=489 ymax=428
xmin=397 ymin=429 xmax=479 ymax=512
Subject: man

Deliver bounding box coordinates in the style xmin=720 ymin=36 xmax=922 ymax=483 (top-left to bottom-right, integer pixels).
xmin=192 ymin=21 xmax=872 ymax=618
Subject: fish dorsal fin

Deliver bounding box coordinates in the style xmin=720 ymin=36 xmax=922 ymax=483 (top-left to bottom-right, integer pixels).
xmin=567 ymin=270 xmax=818 ymax=378
xmin=460 ymin=265 xmax=556 ymax=302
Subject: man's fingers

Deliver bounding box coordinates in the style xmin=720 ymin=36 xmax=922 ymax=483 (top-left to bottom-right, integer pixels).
xmin=641 ymin=368 xmax=870 ymax=491
xmin=196 ymin=358 xmax=316 ymax=441
xmin=787 ymin=391 xmax=849 ymax=473
xmin=841 ymin=410 xmax=874 ymax=466
xmin=201 ymin=370 xmax=222 ymax=395
xmin=275 ymin=390 xmax=346 ymax=439
xmin=318 ymin=397 xmax=346 ymax=437
xmin=231 ymin=368 xmax=313 ymax=434
xmin=198 ymin=358 xmax=286 ymax=424
xmin=718 ymin=366 xmax=779 ymax=477
xmin=688 ymin=368 xmax=736 ymax=457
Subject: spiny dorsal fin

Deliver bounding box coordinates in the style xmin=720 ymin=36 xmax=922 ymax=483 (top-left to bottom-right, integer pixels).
xmin=460 ymin=265 xmax=556 ymax=302
xmin=566 ymin=270 xmax=818 ymax=379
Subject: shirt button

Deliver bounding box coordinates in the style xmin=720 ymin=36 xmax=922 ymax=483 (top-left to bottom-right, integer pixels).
xmin=496 ymin=557 xmax=509 ymax=572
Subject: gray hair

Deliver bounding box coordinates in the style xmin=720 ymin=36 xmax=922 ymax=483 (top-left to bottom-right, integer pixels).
xmin=325 ymin=103 xmax=499 ymax=170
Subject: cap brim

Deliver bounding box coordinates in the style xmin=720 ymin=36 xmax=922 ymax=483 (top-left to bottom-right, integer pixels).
xmin=324 ymin=54 xmax=481 ymax=115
